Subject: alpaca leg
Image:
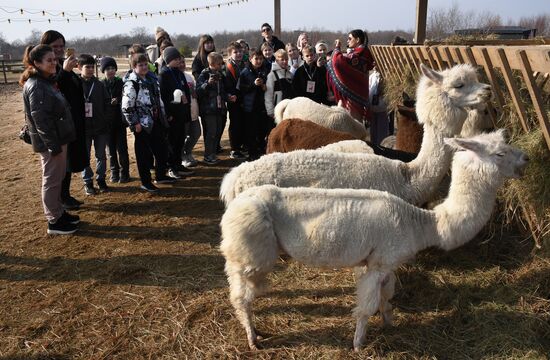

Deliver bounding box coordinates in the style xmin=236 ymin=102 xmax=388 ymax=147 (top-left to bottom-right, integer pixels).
xmin=226 ymin=263 xmax=265 ymax=350
xmin=379 ymin=272 xmax=396 ymax=327
xmin=353 ymin=269 xmax=385 ymax=352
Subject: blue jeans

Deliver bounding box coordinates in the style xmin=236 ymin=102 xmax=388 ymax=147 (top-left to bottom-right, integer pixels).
xmin=82 ymin=133 xmax=109 ymax=183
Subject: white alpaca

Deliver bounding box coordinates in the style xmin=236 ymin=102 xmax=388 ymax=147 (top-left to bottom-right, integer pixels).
xmin=220 ymin=130 xmax=529 ymax=351
xmin=315 ymin=140 xmax=374 ymax=154
xmin=220 ymin=64 xmax=492 ymax=206
xmin=460 ymin=102 xmax=494 ymax=138
xmin=274 ymin=97 xmax=369 ymax=140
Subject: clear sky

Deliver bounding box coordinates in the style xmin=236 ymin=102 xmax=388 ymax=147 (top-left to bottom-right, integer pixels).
xmin=0 ymin=0 xmax=548 ymax=42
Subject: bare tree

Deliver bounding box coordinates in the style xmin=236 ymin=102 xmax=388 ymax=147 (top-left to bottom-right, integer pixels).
xmin=519 ymin=14 xmax=550 ymax=36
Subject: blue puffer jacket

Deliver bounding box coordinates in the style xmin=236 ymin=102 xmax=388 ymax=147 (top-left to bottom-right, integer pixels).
xmin=237 ymin=63 xmax=270 ymax=113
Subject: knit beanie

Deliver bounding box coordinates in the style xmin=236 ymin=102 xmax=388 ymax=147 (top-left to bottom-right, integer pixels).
xmin=163 ymin=46 xmax=181 ymax=65
xmin=99 ymin=56 xmax=117 ymax=73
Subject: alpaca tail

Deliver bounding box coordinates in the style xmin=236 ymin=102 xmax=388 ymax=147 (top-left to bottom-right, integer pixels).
xmin=219 ymin=166 xmax=241 ymax=206
xmin=274 ymin=99 xmax=291 ymax=124
xmin=220 ymin=190 xmax=279 ymax=275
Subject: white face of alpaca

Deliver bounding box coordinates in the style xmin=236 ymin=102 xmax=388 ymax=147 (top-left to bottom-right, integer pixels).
xmin=421 ymin=64 xmax=492 ymax=108
xmin=445 ymin=130 xmax=529 ymax=179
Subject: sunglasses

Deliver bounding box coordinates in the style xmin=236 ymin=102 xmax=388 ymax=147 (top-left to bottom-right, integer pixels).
xmin=261 ymin=28 xmax=272 ymax=33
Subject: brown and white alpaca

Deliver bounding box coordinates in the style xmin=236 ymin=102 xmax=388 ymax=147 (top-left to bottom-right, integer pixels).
xmin=220 ymin=130 xmax=529 ymax=351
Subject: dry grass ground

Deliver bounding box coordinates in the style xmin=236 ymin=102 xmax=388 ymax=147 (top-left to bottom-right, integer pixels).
xmin=0 ymin=82 xmax=549 ymax=359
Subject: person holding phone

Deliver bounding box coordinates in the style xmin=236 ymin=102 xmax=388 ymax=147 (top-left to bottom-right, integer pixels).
xmin=196 ymin=52 xmax=232 ymax=164
xmin=40 ymin=30 xmax=89 ymax=210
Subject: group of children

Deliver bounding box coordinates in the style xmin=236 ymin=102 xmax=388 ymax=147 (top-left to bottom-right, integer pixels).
xmin=76 ymin=29 xmax=337 ymax=194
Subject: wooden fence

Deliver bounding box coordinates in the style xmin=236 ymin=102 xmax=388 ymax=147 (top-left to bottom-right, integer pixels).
xmin=370 ymin=44 xmax=550 ymax=150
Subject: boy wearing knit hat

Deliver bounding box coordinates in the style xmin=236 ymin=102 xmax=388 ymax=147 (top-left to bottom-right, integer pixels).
xmin=100 ymin=56 xmax=130 ymax=183
xmin=158 ymin=47 xmax=195 ymax=178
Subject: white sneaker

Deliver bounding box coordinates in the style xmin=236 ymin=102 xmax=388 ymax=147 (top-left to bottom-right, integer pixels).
xmin=182 ymin=154 xmax=198 ymax=168
xmin=168 ymin=169 xmax=182 ymax=179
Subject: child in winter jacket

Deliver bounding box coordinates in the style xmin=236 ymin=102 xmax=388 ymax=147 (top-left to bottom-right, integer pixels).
xmin=264 ymin=49 xmax=293 ymax=118
xmin=292 ymin=45 xmax=329 ymax=105
xmin=78 ymin=54 xmax=111 ymax=195
xmin=196 ymin=52 xmax=234 ymax=164
xmin=100 ymin=56 xmax=130 ymax=184
xmin=122 ymin=53 xmax=173 ymax=193
xmin=237 ymin=49 xmax=271 ymax=160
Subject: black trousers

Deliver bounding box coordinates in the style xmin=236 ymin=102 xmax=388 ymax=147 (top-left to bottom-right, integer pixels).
xmin=244 ymin=111 xmax=273 ymax=159
xmin=133 ymin=124 xmax=168 ymax=185
xmin=167 ymin=119 xmax=187 ymax=171
xmin=108 ymin=122 xmax=130 ymax=178
xmin=228 ymin=104 xmax=245 ymax=151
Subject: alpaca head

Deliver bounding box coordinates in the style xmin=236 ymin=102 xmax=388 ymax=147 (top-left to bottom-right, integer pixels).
xmin=444 ymin=129 xmax=529 ymax=181
xmin=416 ymin=64 xmax=492 ymax=137
xmin=460 ymin=101 xmax=496 ymax=138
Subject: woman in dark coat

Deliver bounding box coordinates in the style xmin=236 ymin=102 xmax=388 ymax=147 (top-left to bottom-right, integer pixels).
xmin=40 ymin=30 xmax=89 ymax=210
xmin=20 ymin=45 xmax=79 ymax=234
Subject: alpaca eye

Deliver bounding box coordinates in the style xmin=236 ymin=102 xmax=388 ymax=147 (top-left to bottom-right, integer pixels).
xmin=496 ymin=153 xmax=505 ymax=157
xmin=454 ymin=84 xmax=464 ymax=89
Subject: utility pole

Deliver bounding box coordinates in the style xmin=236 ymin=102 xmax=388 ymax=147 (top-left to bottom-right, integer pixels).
xmin=274 ymin=0 xmax=281 ymax=36
xmin=414 ymin=0 xmax=428 ymax=44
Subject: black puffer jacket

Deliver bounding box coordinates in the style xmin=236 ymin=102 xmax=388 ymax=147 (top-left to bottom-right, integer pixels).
xmin=23 ymin=75 xmax=76 ymax=154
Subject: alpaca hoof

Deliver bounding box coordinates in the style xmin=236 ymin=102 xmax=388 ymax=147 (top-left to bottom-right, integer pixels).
xmin=354 ymin=345 xmax=362 ymax=352
xmin=382 ymin=314 xmax=394 ymax=327
xmin=248 ymin=343 xmax=259 ymax=351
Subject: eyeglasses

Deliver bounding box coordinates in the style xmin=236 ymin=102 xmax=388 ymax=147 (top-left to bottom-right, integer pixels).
xmin=261 ymin=28 xmax=272 ymax=33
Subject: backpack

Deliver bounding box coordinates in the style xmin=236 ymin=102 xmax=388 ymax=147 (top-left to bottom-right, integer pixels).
xmin=273 ymin=70 xmax=294 ymax=100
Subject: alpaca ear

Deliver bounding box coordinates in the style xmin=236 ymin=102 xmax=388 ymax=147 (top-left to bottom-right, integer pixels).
xmin=495 ymin=128 xmax=509 ymax=141
xmin=444 ymin=137 xmax=484 ymax=153
xmin=420 ymin=63 xmax=443 ymax=84
xmin=337 ymin=100 xmax=344 ymax=108
xmin=402 ymin=92 xmax=411 ymax=102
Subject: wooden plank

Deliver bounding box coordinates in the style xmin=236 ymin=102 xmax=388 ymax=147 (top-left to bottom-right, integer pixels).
xmin=420 ymin=47 xmax=439 ymax=70
xmin=399 ymin=46 xmax=417 ymax=78
xmin=390 ymin=46 xmax=407 ymax=78
xmin=443 ymin=47 xmax=456 ymax=67
xmin=463 ymin=47 xmax=477 ymax=66
xmin=497 ymin=48 xmax=530 ymax=132
xmin=479 ymin=47 xmax=506 ymax=108
xmin=431 ymin=46 xmax=447 ymax=70
xmin=376 ymin=46 xmax=394 ymax=80
xmin=373 ymin=47 xmax=387 ymax=78
xmin=383 ymin=46 xmax=403 ymax=82
xmin=518 ymin=49 xmax=550 ymax=150
xmin=415 ymin=47 xmax=428 ymax=68
xmin=369 ymin=47 xmax=384 ymax=77
xmin=407 ymin=47 xmax=421 ymax=75
xmin=539 ymin=73 xmax=549 ymax=90
xmin=1 ymin=61 xmax=6 ymax=84
xmin=373 ymin=47 xmax=390 ymax=79
xmin=425 ymin=38 xmax=550 ymax=46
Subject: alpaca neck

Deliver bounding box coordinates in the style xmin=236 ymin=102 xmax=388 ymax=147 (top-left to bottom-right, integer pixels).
xmin=432 ymin=159 xmax=502 ymax=251
xmin=406 ymin=125 xmax=453 ymax=204
xmin=407 ymin=90 xmax=467 ymax=205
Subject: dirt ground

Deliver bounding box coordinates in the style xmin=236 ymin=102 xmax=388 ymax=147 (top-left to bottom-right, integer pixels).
xmin=0 ymin=82 xmax=548 ymax=359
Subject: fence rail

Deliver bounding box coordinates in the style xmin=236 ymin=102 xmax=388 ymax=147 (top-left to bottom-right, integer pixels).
xmin=370 ymin=44 xmax=550 ymax=150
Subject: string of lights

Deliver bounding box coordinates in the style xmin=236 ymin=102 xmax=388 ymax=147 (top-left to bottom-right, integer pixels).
xmin=0 ymin=0 xmax=250 ymax=23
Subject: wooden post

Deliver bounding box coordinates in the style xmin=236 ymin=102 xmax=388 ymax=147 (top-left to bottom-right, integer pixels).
xmin=496 ymin=48 xmax=530 ymax=133
xmin=518 ymin=50 xmax=550 ymax=150
xmin=414 ymin=0 xmax=428 ymax=44
xmin=274 ymin=0 xmax=281 ymax=36
xmin=1 ymin=60 xmax=6 ymax=84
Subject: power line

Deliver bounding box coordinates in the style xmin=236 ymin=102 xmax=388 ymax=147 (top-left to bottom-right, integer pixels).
xmin=0 ymin=0 xmax=250 ymax=23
